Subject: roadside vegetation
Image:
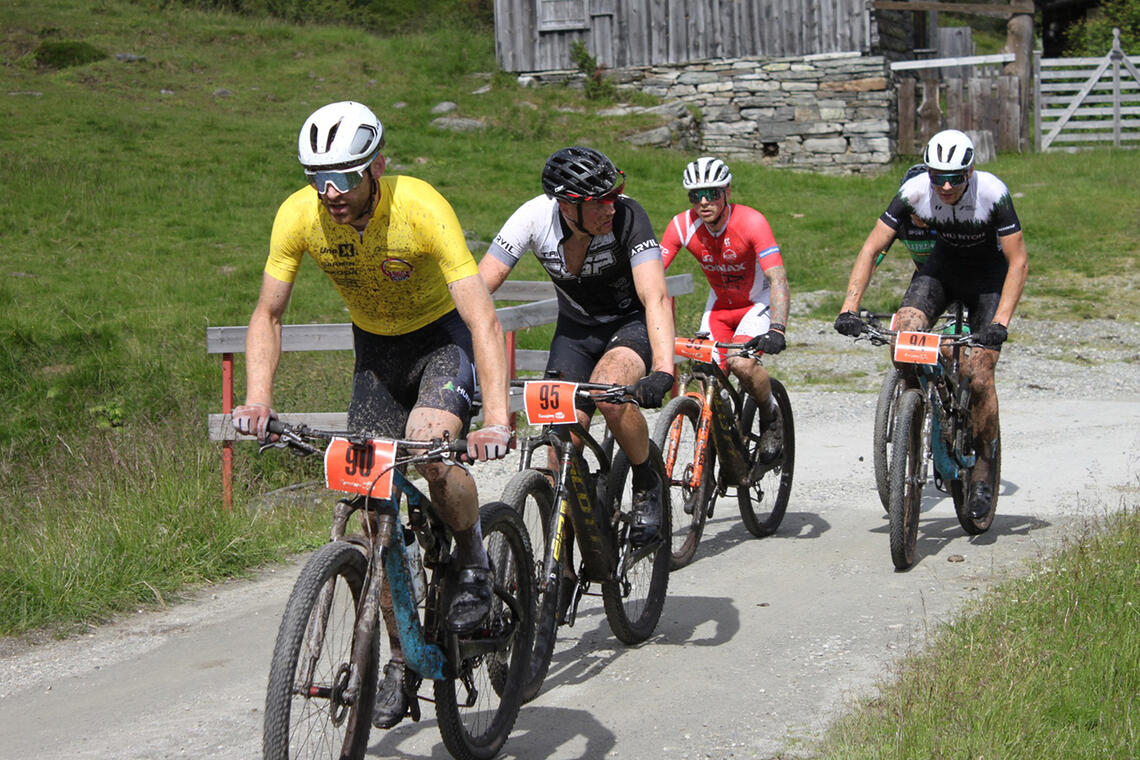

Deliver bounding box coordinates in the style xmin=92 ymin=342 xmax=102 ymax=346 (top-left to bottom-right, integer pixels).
xmin=1 ymin=0 xmax=1137 ymax=753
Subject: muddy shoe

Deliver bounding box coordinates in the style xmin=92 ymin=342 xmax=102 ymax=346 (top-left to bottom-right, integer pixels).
xmin=758 ymin=407 xmax=783 ymax=462
xmin=446 ymin=566 xmax=493 ymax=634
xmin=967 ymin=481 xmax=993 ymax=520
xmin=629 ymin=472 xmax=662 ymax=548
xmin=372 ymin=660 xmax=409 ymax=729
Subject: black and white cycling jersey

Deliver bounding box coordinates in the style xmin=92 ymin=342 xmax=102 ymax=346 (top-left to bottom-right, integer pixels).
xmin=882 ymin=170 xmax=1022 ymax=266
xmin=486 ymin=194 xmax=662 ymax=326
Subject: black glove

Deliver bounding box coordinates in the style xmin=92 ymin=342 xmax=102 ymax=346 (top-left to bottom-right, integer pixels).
xmin=745 ymin=330 xmax=786 ymax=356
xmin=631 ymin=371 xmax=674 ymax=409
xmin=975 ymin=322 xmax=1008 ymax=348
xmin=834 ymin=311 xmax=864 ymax=337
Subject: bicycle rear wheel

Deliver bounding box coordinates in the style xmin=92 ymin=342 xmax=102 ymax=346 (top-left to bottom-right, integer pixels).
xmin=264 ymin=541 xmax=377 ymax=760
xmin=873 ymin=368 xmax=903 ymax=512
xmin=737 ymin=378 xmax=795 ymax=537
xmin=601 ymin=444 xmax=672 ymax=644
xmin=435 ymin=502 xmax=535 ymax=760
xmin=652 ymin=394 xmax=713 ymax=570
xmin=500 ymin=468 xmax=559 ymax=703
xmin=887 ymin=389 xmax=926 ymax=570
xmin=953 ymin=434 xmax=1001 ymax=534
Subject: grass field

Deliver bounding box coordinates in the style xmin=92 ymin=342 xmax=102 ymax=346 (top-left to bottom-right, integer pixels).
xmin=1 ymin=1 xmax=1138 ymax=754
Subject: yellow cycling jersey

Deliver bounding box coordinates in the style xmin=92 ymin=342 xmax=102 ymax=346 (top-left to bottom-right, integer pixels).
xmin=265 ymin=175 xmax=478 ymax=335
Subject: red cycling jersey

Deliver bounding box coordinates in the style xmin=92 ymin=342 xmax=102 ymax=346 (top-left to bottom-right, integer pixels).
xmin=660 ymin=204 xmax=784 ymax=311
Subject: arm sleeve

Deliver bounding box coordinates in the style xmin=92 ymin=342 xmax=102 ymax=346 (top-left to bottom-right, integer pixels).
xmin=991 ymin=182 xmax=1022 ymax=237
xmin=879 ymin=192 xmax=909 ymax=232
xmin=659 ymin=214 xmax=683 ymax=270
xmin=485 ymin=200 xmax=536 ymax=271
xmin=412 ymin=183 xmax=479 ymax=284
xmin=747 ymin=209 xmax=784 ymax=272
xmin=619 ymin=197 xmax=663 ymax=268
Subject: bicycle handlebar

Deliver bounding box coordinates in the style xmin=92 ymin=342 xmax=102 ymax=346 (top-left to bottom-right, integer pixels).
xmin=262 ymin=419 xmax=468 ymax=461
xmin=853 ymin=311 xmax=980 ymax=348
xmin=509 ymin=378 xmax=641 ymax=406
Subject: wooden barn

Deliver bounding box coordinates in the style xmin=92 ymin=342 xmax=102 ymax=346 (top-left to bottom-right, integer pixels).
xmin=492 ymin=0 xmax=931 ymax=73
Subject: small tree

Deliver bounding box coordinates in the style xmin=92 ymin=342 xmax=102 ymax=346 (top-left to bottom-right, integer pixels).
xmin=569 ymin=40 xmax=617 ymax=101
xmin=1063 ymin=0 xmax=1140 ymax=55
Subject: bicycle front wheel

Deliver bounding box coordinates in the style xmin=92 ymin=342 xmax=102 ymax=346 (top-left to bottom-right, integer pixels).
xmin=263 ymin=541 xmax=377 ymax=760
xmin=887 ymin=389 xmax=926 ymax=570
xmin=500 ymin=468 xmax=559 ymax=703
xmin=873 ymin=368 xmax=903 ymax=512
xmin=737 ymin=378 xmax=795 ymax=537
xmin=652 ymin=394 xmax=714 ymax=570
xmin=601 ymin=444 xmax=672 ymax=645
xmin=435 ymin=502 xmax=535 ymax=760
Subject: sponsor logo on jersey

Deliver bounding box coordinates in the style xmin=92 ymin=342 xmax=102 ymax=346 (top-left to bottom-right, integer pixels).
xmin=381 ymin=258 xmax=414 ymax=281
xmin=320 ymin=244 xmax=357 ymax=258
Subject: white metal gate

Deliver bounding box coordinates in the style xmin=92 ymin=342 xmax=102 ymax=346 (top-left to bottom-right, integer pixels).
xmin=1035 ymin=28 xmax=1140 ymax=151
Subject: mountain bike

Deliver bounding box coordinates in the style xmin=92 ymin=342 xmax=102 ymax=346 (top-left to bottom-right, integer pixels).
xmin=499 ymin=379 xmax=671 ymax=703
xmin=852 ymin=308 xmax=999 ymax=570
xmin=259 ymin=421 xmax=534 ymax=760
xmin=867 ymin=308 xmax=964 ymax=512
xmin=653 ymin=336 xmax=795 ymax=569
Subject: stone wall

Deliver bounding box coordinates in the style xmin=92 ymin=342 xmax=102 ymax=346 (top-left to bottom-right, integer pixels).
xmin=522 ymin=52 xmax=896 ymax=175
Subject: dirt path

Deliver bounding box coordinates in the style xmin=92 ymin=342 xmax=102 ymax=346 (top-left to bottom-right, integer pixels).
xmin=2 ymin=369 xmax=1137 ymax=758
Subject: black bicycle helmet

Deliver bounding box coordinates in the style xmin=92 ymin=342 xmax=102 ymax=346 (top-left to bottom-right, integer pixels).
xmin=541 ymin=146 xmax=624 ymax=202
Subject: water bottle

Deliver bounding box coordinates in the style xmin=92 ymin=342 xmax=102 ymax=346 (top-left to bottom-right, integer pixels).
xmin=404 ymin=529 xmax=427 ymax=605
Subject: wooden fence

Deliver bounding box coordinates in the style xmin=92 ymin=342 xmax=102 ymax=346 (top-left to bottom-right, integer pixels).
xmin=1035 ymin=29 xmax=1140 ymax=152
xmin=893 ymin=53 xmax=1021 ymax=156
xmin=206 ymin=274 xmax=693 ymax=507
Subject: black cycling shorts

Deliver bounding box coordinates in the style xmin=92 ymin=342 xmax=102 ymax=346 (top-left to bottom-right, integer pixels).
xmin=900 ymin=246 xmax=1007 ymax=346
xmin=347 ymin=310 xmax=476 ymax=437
xmin=546 ymin=312 xmax=653 ymax=416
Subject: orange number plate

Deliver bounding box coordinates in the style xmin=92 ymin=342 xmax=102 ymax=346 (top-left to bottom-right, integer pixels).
xmin=523 ymin=381 xmax=579 ymax=425
xmin=893 ymin=331 xmax=940 ymax=365
xmin=674 ymin=337 xmax=717 ymax=363
xmin=324 ymin=437 xmax=397 ymax=499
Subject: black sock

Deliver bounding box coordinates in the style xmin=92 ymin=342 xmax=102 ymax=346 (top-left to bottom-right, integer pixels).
xmin=631 ymin=459 xmax=656 ymax=491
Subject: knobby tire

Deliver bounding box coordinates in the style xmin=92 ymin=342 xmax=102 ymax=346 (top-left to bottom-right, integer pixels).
xmin=263 ymin=541 xmax=376 ymax=760
xmin=737 ymin=378 xmax=795 ymax=537
xmin=873 ymin=368 xmax=903 ymax=512
xmin=953 ymin=435 xmax=1001 ymax=534
xmin=652 ymin=394 xmax=713 ymax=570
xmin=434 ymin=502 xmax=535 ymax=760
xmin=888 ymin=389 xmax=925 ymax=570
xmin=500 ymin=468 xmax=559 ymax=703
xmin=602 ymin=444 xmax=672 ymax=645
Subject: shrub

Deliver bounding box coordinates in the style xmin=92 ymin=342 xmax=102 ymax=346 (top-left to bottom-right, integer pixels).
xmin=34 ymin=40 xmax=108 ymax=69
xmin=1063 ymin=0 xmax=1140 ymax=55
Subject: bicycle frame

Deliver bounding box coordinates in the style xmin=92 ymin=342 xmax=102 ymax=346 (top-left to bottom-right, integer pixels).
xmin=514 ymin=421 xmax=617 ymax=597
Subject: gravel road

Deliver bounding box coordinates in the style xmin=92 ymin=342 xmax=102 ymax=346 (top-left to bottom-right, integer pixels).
xmin=1 ymin=318 xmax=1137 ymax=759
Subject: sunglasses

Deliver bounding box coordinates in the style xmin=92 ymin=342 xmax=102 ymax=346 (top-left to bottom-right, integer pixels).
xmin=928 ymin=170 xmax=969 ymax=187
xmin=596 ymin=182 xmax=626 ymax=205
xmin=306 ymin=167 xmax=367 ymax=195
xmin=688 ymin=188 xmax=724 ymax=204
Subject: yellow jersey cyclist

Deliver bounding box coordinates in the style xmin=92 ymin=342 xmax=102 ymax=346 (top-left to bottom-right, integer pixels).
xmin=479 ymin=146 xmax=676 ymax=548
xmin=835 ymin=129 xmax=1028 ymax=521
xmin=230 ymin=101 xmax=512 ymax=729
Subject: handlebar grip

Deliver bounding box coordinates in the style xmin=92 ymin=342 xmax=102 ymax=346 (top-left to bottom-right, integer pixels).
xmin=267 ymin=418 xmax=286 ymax=435
xmin=446 ymin=439 xmax=468 ymax=454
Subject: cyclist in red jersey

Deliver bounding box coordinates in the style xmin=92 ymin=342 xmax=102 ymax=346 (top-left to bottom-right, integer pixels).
xmin=660 ymin=156 xmax=791 ymax=452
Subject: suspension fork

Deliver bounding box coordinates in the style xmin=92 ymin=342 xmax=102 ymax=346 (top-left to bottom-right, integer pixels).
xmin=538 ymin=442 xmax=576 ymax=596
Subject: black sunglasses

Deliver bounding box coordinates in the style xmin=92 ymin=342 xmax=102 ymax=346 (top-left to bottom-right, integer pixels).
xmin=688 ymin=188 xmax=723 ymax=204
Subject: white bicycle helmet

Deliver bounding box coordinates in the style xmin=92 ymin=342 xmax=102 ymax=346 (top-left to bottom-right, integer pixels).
xmin=298 ymin=101 xmax=385 ymax=173
xmin=923 ymin=129 xmax=974 ymax=172
xmin=682 ymin=157 xmax=732 ymax=189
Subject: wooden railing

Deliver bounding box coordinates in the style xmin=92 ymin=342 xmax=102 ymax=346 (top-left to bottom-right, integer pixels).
xmin=206 ymin=274 xmax=693 ymax=506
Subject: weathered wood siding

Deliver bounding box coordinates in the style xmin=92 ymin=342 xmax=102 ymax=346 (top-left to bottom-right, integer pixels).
xmin=495 ymin=0 xmax=871 ymax=72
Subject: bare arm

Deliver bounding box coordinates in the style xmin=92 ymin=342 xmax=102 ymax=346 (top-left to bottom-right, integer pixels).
xmin=244 ymin=272 xmax=294 ymax=406
xmin=994 ymin=231 xmax=1028 ymax=327
xmin=632 ymin=258 xmax=676 ymax=376
xmin=449 ymin=274 xmax=510 ymax=428
xmin=764 ymin=264 xmax=790 ymax=329
xmin=478 ymin=255 xmax=513 ymax=296
xmin=839 ymin=219 xmax=898 ymax=313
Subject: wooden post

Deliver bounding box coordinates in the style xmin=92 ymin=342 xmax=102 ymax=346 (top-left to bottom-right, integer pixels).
xmin=222 ymin=352 xmax=234 ymax=510
xmin=898 ymin=78 xmax=916 ymax=156
xmin=918 ymin=74 xmax=942 ymax=144
xmin=1005 ymin=6 xmax=1035 ymax=151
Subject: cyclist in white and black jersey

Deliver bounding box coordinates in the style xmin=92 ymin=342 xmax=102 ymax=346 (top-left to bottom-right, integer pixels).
xmin=480 ymin=146 xmax=675 ymax=548
xmin=835 ymin=129 xmax=1028 ymax=521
